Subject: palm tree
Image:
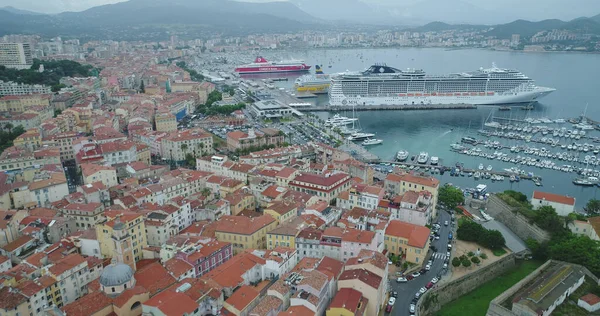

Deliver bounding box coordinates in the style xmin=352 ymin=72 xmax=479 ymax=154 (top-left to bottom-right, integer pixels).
xmin=564 ymin=213 xmax=576 ymax=229
xmin=201 ymin=188 xmax=211 ymax=198
xmin=181 ymin=143 xmax=188 ymax=157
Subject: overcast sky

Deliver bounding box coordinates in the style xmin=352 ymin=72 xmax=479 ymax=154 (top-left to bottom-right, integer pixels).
xmin=3 ymin=0 xmax=600 ymax=21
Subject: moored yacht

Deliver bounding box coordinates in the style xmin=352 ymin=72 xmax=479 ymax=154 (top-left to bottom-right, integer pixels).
xmin=430 ymin=156 xmax=439 ymax=165
xmin=417 ymin=152 xmax=429 ymax=164
xmin=362 ymin=138 xmax=383 ymax=146
xmin=396 ymin=150 xmax=409 ymax=161
xmin=347 ymin=132 xmax=375 ymax=141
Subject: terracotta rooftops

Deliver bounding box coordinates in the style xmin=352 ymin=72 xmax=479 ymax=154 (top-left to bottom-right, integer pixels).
xmin=143 ymin=290 xmax=199 ymax=315
xmin=346 ymin=249 xmax=388 ymax=270
xmin=164 ymin=258 xmax=193 ymax=279
xmin=48 ymin=253 xmax=86 ymax=276
xmin=328 ymin=288 xmax=368 ymax=314
xmin=249 ymin=295 xmax=283 ymax=316
xmin=225 ymin=285 xmax=259 ymax=313
xmin=61 ymin=291 xmax=113 ymax=316
xmin=215 ymin=215 xmax=275 ymax=235
xmin=580 ymin=293 xmax=600 ymax=306
xmin=339 ymin=268 xmax=382 ymax=289
xmin=291 ymin=172 xmax=349 ymax=188
xmin=533 ymin=190 xmax=575 ymax=206
xmin=0 ymin=286 xmax=27 ymax=310
xmin=385 ymin=220 xmax=431 ymax=248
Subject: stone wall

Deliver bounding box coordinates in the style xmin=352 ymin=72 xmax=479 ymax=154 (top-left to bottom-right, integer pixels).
xmin=416 ymin=253 xmax=517 ymax=316
xmin=486 ymin=195 xmax=551 ymax=243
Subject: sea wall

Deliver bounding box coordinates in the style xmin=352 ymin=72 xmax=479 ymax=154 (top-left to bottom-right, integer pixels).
xmin=416 ymin=253 xmax=517 ymax=316
xmin=486 ymin=195 xmax=551 ymax=243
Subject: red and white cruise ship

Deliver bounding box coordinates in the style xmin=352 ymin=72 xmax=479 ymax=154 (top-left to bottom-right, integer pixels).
xmin=234 ymin=57 xmax=311 ymax=74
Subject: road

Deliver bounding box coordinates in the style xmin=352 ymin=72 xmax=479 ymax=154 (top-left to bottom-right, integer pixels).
xmin=389 ymin=209 xmax=454 ymax=316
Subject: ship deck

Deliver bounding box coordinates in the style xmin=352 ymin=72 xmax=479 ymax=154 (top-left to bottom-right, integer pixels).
xmin=296 ymin=104 xmax=477 ymax=112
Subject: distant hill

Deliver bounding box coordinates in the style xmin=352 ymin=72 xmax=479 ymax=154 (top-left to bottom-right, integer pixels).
xmin=589 ymin=13 xmax=600 ymax=23
xmin=409 ymin=21 xmax=487 ymax=32
xmin=0 ymin=6 xmax=44 ymax=15
xmin=0 ymin=0 xmax=321 ymax=39
xmin=485 ymin=19 xmax=567 ymax=38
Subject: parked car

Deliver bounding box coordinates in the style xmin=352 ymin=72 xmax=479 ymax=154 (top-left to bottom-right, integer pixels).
xmin=435 ymin=235 xmax=440 ymax=240
xmin=428 ymin=260 xmax=433 ymax=266
xmin=415 ymin=292 xmax=421 ymax=299
xmin=392 ymin=291 xmax=398 ymax=298
xmin=412 ymin=272 xmax=421 ymax=278
xmin=431 ymin=277 xmax=439 ymax=284
xmin=443 ymin=263 xmax=448 ymax=269
xmin=425 ymin=264 xmax=431 ymax=271
xmin=444 ymin=220 xmax=449 ymax=226
xmin=447 ymin=251 xmax=451 ymax=257
xmin=406 ymin=275 xmax=414 ymax=281
xmin=419 ymin=287 xmax=427 ymax=294
xmin=410 ymin=304 xmax=416 ymax=313
xmin=426 ymin=282 xmax=434 ymax=289
xmin=386 ymin=304 xmax=393 ymax=313
xmin=397 ymin=277 xmax=408 ymax=283
xmin=388 ymin=297 xmax=396 ymax=306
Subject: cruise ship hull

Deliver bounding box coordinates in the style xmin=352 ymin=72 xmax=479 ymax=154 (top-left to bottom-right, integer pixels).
xmin=330 ymin=87 xmax=555 ymax=106
xmin=235 ymin=66 xmax=310 ymax=74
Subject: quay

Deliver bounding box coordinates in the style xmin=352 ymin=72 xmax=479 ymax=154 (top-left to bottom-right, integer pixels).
xmin=296 ymin=104 xmax=477 ymax=112
xmin=377 ymin=160 xmax=542 ymax=182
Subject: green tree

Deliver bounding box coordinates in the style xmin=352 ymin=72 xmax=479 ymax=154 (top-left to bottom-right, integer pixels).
xmin=461 ymin=258 xmax=472 ymax=268
xmin=481 ymin=230 xmax=506 ymax=250
xmin=438 ymin=185 xmax=465 ymax=209
xmin=548 ymin=235 xmax=600 ymax=276
xmin=585 ymin=199 xmax=600 ymax=216
xmin=452 ymin=257 xmax=461 ymax=268
xmin=471 ymin=256 xmax=481 ymax=265
xmin=140 ymin=80 xmax=145 ymax=93
xmin=185 ymin=153 xmax=196 ymax=167
xmin=53 ymin=109 xmax=62 ymax=118
xmin=201 ymin=188 xmax=211 ymax=198
xmin=534 ymin=206 xmax=563 ymax=231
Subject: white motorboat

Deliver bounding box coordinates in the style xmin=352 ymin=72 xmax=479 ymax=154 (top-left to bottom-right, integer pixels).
xmin=430 ymin=156 xmax=439 ymax=165
xmin=486 ymin=165 xmax=493 ymax=171
xmin=396 ymin=150 xmax=409 ymax=161
xmin=478 ymin=163 xmax=484 ymax=170
xmin=347 ymin=132 xmax=375 ymax=141
xmin=362 ymin=138 xmax=383 ymax=146
xmin=325 ymin=114 xmax=358 ymax=126
xmin=417 ymin=152 xmax=429 ymax=164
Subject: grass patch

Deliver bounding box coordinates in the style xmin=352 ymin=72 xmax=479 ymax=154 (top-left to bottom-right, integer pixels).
xmin=435 ymin=260 xmax=542 ymax=316
xmin=493 ymin=248 xmax=507 ymax=256
xmin=212 ymin=135 xmax=226 ymax=149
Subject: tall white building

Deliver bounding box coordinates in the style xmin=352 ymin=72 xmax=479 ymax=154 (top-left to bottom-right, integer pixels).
xmin=0 ymin=43 xmax=33 ymax=69
xmin=0 ymin=81 xmax=51 ymax=96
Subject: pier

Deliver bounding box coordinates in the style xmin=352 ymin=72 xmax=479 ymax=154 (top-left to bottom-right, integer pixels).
xmin=296 ymin=104 xmax=477 ymax=112
xmin=377 ymin=160 xmax=542 ymax=182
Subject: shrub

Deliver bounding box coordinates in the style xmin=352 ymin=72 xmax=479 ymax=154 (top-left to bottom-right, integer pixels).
xmin=468 ymin=251 xmax=475 ymax=257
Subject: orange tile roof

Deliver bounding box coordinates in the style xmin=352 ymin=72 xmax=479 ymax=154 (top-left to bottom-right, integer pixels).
xmin=346 ymin=249 xmax=388 ymax=270
xmin=1 ymin=235 xmax=34 ymax=252
xmin=164 ymin=258 xmax=193 ymax=279
xmin=48 ymin=253 xmax=86 ymax=276
xmin=277 ymin=305 xmax=315 ymax=316
xmin=0 ymin=286 xmax=27 ymax=310
xmin=225 ymin=285 xmax=259 ymax=313
xmin=328 ymin=288 xmax=366 ymax=313
xmin=533 ymin=190 xmax=575 ymax=206
xmin=61 ymin=291 xmax=113 ymax=316
xmin=385 ymin=220 xmax=431 ymax=248
xmin=342 ymin=228 xmax=375 ymax=244
xmin=292 ymin=257 xmax=320 ymax=272
xmin=580 ymin=293 xmax=600 ymax=306
xmin=316 ymin=256 xmax=344 ymax=281
xmin=202 ymin=252 xmax=265 ymax=288
xmin=135 ymin=262 xmax=177 ymax=296
xmin=339 ymin=268 xmax=382 ymax=289
xmin=143 ymin=290 xmax=199 ymax=315
xmin=250 ymin=295 xmax=283 ymax=316
xmin=215 ymin=215 xmax=275 ymax=235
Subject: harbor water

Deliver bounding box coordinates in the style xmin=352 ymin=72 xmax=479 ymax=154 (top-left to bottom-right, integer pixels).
xmin=268 ymin=48 xmax=600 ymax=208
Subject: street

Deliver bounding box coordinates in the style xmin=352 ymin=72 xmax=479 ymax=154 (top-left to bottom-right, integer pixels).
xmin=389 ymin=210 xmax=454 ymax=316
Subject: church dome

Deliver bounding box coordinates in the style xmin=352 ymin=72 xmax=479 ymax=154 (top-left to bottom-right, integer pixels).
xmin=99 ymin=263 xmax=134 ymax=287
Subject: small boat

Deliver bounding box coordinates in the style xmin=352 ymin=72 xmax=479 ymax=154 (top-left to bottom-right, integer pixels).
xmin=461 ymin=137 xmax=477 ymax=144
xmin=474 ymin=171 xmax=481 ymax=179
xmin=499 ymin=106 xmax=511 ymax=111
xmin=478 ymin=163 xmax=484 ymax=170
xmin=486 ymin=165 xmax=493 ymax=171
xmin=430 ymin=156 xmax=439 ymax=165
xmin=510 ymin=175 xmax=516 ymax=182
xmin=362 ymin=138 xmax=383 ymax=146
xmin=534 ymin=180 xmax=542 ymax=186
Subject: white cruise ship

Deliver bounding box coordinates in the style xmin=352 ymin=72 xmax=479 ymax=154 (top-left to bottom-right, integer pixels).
xmin=329 ymin=63 xmax=555 ymax=106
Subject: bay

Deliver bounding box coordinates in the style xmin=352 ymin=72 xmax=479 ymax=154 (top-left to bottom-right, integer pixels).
xmin=273 ymin=48 xmax=600 ymax=208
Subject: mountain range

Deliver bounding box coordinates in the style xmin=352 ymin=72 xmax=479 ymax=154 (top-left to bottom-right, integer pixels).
xmin=0 ymin=0 xmax=599 ymax=40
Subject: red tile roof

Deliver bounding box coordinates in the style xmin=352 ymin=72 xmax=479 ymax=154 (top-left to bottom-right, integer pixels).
xmin=316 ymin=256 xmax=344 ymax=281
xmin=342 ymin=228 xmax=375 ymax=244
xmin=580 ymin=293 xmax=600 ymax=306
xmin=1 ymin=235 xmax=34 ymax=252
xmin=164 ymin=258 xmax=193 ymax=279
xmin=215 ymin=215 xmax=275 ymax=235
xmin=143 ymin=290 xmax=199 ymax=315
xmin=328 ymin=288 xmax=366 ymax=313
xmin=339 ymin=268 xmax=382 ymax=289
xmin=277 ymin=305 xmax=315 ymax=316
xmin=533 ymin=190 xmax=575 ymax=206
xmin=291 ymin=172 xmax=349 ymax=188
xmin=202 ymin=252 xmax=265 ymax=288
xmin=225 ymin=285 xmax=259 ymax=313
xmin=0 ymin=286 xmax=27 ymax=310
xmin=135 ymin=262 xmax=177 ymax=296
xmin=385 ymin=220 xmax=431 ymax=248
xmin=48 ymin=253 xmax=86 ymax=276
xmin=61 ymin=291 xmax=113 ymax=316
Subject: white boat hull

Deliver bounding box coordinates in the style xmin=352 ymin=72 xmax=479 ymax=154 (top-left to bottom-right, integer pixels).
xmin=329 ymin=87 xmax=555 ymax=106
